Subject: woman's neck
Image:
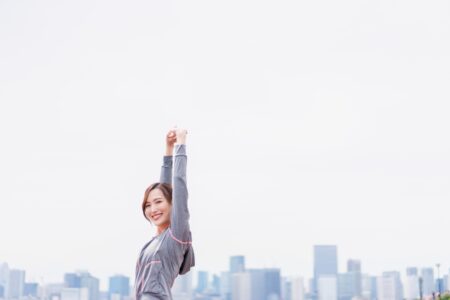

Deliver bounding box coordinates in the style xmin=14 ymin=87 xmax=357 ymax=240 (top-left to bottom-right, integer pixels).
xmin=156 ymin=223 xmax=170 ymax=235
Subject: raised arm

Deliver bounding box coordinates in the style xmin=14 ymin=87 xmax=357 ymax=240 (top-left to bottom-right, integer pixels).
xmin=160 ymin=129 xmax=177 ymax=184
xmin=170 ymin=129 xmax=190 ymax=240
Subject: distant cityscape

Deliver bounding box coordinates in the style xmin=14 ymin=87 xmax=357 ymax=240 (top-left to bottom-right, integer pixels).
xmin=1 ymin=245 xmax=449 ymax=300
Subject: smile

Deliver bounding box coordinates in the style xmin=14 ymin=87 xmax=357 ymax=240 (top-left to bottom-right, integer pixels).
xmin=152 ymin=213 xmax=163 ymax=220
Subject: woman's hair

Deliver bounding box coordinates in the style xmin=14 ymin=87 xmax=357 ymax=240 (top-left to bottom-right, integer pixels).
xmin=141 ymin=182 xmax=173 ymax=220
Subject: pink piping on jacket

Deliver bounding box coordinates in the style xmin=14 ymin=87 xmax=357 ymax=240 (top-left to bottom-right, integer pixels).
xmin=136 ymin=260 xmax=161 ymax=295
xmin=168 ymin=228 xmax=192 ymax=245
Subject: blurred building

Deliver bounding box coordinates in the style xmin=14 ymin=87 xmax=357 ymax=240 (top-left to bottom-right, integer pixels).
xmin=404 ymin=268 xmax=419 ymax=300
xmin=376 ymin=271 xmax=402 ymax=300
xmin=291 ymin=276 xmax=305 ymax=300
xmin=318 ymin=275 xmax=337 ymax=300
xmin=8 ymin=269 xmax=25 ymax=299
xmin=229 ymin=257 xmax=245 ymax=274
xmin=172 ymin=271 xmax=193 ymax=300
xmin=314 ymin=245 xmax=338 ymax=298
xmin=108 ymin=274 xmax=130 ymax=300
xmin=196 ymin=271 xmax=209 ymax=294
xmin=421 ymin=268 xmax=434 ymax=297
xmin=61 ymin=287 xmax=89 ymax=300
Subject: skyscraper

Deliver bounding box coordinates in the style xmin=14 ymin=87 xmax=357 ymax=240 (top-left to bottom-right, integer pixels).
xmin=80 ymin=272 xmax=100 ymax=300
xmin=172 ymin=272 xmax=193 ymax=300
xmin=64 ymin=273 xmax=81 ymax=288
xmin=108 ymin=275 xmax=130 ymax=300
xmin=220 ymin=271 xmax=231 ymax=300
xmin=347 ymin=260 xmax=361 ymax=273
xmin=263 ymin=268 xmax=281 ymax=300
xmin=243 ymin=268 xmax=281 ymax=300
xmin=406 ymin=267 xmax=418 ymax=276
xmin=405 ymin=268 xmax=419 ymax=300
xmin=8 ymin=269 xmax=25 ymax=299
xmin=231 ymin=272 xmax=251 ymax=300
xmin=229 ymin=256 xmax=245 ymax=274
xmin=24 ymin=283 xmax=38 ymax=297
xmin=61 ymin=287 xmax=89 ymax=300
xmin=421 ymin=268 xmax=434 ymax=296
xmin=338 ymin=259 xmax=361 ymax=300
xmin=0 ymin=263 xmax=9 ymax=299
xmin=377 ymin=272 xmax=403 ymax=300
xmin=211 ymin=274 xmax=221 ymax=295
xmin=318 ymin=276 xmax=337 ymax=300
xmin=291 ymin=277 xmax=305 ymax=300
xmin=338 ymin=273 xmax=357 ymax=300
xmin=196 ymin=271 xmax=209 ymax=293
xmin=314 ymin=245 xmax=338 ymax=297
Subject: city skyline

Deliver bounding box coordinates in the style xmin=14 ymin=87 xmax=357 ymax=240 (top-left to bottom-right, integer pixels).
xmin=1 ymin=249 xmax=450 ymax=300
xmin=1 ymin=247 xmax=448 ymax=292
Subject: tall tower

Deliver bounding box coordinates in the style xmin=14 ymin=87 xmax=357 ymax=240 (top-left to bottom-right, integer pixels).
xmin=196 ymin=271 xmax=209 ymax=293
xmin=314 ymin=245 xmax=338 ymax=298
xmin=421 ymin=268 xmax=434 ymax=296
xmin=108 ymin=275 xmax=130 ymax=300
xmin=405 ymin=267 xmax=419 ymax=300
xmin=8 ymin=269 xmax=25 ymax=299
xmin=229 ymin=256 xmax=245 ymax=273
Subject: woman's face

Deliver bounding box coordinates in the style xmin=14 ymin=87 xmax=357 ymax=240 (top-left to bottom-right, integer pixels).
xmin=144 ymin=188 xmax=172 ymax=228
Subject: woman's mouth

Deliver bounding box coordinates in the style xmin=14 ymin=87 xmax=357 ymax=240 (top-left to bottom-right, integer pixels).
xmin=152 ymin=213 xmax=163 ymax=220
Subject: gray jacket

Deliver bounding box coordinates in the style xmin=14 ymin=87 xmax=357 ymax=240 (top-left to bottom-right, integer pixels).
xmin=135 ymin=144 xmax=195 ymax=300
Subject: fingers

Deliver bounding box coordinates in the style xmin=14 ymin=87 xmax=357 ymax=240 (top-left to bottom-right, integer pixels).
xmin=167 ymin=126 xmax=188 ymax=141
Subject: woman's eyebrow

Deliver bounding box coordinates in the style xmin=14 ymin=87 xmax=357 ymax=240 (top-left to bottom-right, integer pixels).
xmin=145 ymin=197 xmax=162 ymax=205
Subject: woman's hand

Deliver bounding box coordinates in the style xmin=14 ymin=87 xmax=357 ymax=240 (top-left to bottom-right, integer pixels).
xmin=165 ymin=128 xmax=177 ymax=156
xmin=175 ymin=128 xmax=188 ymax=145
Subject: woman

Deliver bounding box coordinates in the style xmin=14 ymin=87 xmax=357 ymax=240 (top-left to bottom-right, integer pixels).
xmin=135 ymin=128 xmax=195 ymax=300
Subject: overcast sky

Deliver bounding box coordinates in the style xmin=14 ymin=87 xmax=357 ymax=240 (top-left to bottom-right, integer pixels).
xmin=1 ymin=0 xmax=449 ymax=290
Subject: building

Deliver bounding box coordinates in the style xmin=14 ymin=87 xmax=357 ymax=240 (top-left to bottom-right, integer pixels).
xmin=0 ymin=263 xmax=9 ymax=299
xmin=172 ymin=272 xmax=193 ymax=300
xmin=229 ymin=256 xmax=245 ymax=274
xmin=65 ymin=274 xmax=81 ymax=288
xmin=230 ymin=268 xmax=281 ymax=300
xmin=318 ymin=275 xmax=337 ymax=300
xmin=406 ymin=267 xmax=418 ymax=277
xmin=24 ymin=282 xmax=39 ymax=297
xmin=219 ymin=272 xmax=231 ymax=300
xmin=421 ymin=268 xmax=434 ymax=297
xmin=108 ymin=275 xmax=130 ymax=300
xmin=231 ymin=273 xmax=251 ymax=300
xmin=61 ymin=287 xmax=89 ymax=300
xmin=347 ymin=260 xmax=361 ymax=273
xmin=8 ymin=269 xmax=25 ymax=299
xmin=64 ymin=272 xmax=99 ymax=300
xmin=338 ymin=259 xmax=362 ymax=300
xmin=196 ymin=271 xmax=209 ymax=293
xmin=291 ymin=277 xmax=305 ymax=300
xmin=376 ymin=272 xmax=402 ymax=300
xmin=404 ymin=269 xmax=419 ymax=300
xmin=314 ymin=245 xmax=338 ymax=297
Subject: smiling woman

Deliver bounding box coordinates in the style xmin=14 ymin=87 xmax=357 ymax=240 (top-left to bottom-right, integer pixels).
xmin=141 ymin=183 xmax=173 ymax=228
xmin=134 ymin=128 xmax=195 ymax=300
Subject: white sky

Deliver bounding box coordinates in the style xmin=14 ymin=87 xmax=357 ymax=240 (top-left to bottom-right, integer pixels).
xmin=1 ymin=0 xmax=449 ymax=290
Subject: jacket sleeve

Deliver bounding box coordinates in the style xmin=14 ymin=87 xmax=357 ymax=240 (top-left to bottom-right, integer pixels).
xmin=160 ymin=156 xmax=173 ymax=184
xmin=170 ymin=144 xmax=190 ymax=241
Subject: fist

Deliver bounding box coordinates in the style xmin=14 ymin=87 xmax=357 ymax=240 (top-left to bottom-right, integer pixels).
xmin=166 ymin=129 xmax=177 ymax=148
xmin=175 ymin=128 xmax=188 ymax=144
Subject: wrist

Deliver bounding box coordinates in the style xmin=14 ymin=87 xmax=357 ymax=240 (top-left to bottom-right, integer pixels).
xmin=165 ymin=146 xmax=174 ymax=156
xmin=175 ymin=137 xmax=186 ymax=145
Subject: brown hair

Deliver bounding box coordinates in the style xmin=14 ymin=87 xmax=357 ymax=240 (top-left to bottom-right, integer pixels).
xmin=141 ymin=182 xmax=173 ymax=220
